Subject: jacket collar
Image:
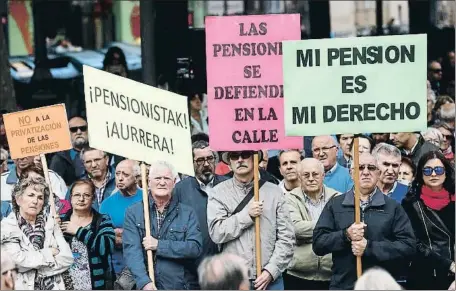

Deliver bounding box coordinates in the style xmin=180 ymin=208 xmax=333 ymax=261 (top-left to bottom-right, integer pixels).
xmin=6 ymin=166 xmax=18 ymax=184
xmin=290 ymin=185 xmax=338 ymax=201
xmin=342 ymin=187 xmax=385 ymax=207
xmin=149 ymin=194 xmax=178 ymax=213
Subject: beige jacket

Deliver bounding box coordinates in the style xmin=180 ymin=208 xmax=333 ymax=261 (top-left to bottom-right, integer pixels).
xmin=1 ymin=213 xmax=73 ymax=290
xmin=207 ymin=178 xmax=295 ymax=280
xmin=285 ymin=185 xmax=339 ymax=281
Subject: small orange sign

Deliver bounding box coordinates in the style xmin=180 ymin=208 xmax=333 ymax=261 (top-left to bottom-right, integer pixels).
xmin=4 ymin=104 xmax=72 ymax=159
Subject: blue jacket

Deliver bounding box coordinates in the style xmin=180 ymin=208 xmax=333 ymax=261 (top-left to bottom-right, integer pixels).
xmin=123 ymin=196 xmax=202 ymax=290
xmin=0 ymin=201 xmax=12 ymax=220
xmin=388 ymin=182 xmax=409 ymax=204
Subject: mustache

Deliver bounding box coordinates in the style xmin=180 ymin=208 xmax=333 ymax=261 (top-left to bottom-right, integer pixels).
xmin=237 ymin=163 xmax=247 ymax=169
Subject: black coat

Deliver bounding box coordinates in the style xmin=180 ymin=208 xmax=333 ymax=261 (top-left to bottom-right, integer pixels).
xmin=313 ymin=189 xmax=416 ymax=290
xmin=400 ymin=136 xmax=439 ymax=166
xmin=49 ymin=150 xmax=85 ymax=186
xmin=402 ymin=187 xmax=455 ymax=290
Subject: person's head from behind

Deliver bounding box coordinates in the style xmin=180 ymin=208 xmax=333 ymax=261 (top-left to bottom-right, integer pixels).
xmin=398 ymin=157 xmax=416 ymax=186
xmin=192 ymin=141 xmax=217 ymax=184
xmin=68 ymin=116 xmax=88 ymax=150
xmin=81 ymin=147 xmax=109 ymax=179
xmin=198 ymin=253 xmax=249 ymax=290
xmin=148 ymin=161 xmax=177 ymax=200
xmin=311 ymin=135 xmax=338 ymax=171
xmin=354 ymin=267 xmax=402 ymax=290
xmin=414 ymin=150 xmax=454 ymax=193
xmin=1 ymin=248 xmax=17 ymax=290
xmin=115 ymin=159 xmax=139 ymax=195
xmin=278 ymin=149 xmax=303 ymax=184
xmin=428 ymin=60 xmax=442 ymax=82
xmin=298 ymin=158 xmax=325 ymax=196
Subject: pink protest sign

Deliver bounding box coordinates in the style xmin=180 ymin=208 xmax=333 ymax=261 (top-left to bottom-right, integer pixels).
xmin=206 ymin=14 xmax=303 ymax=151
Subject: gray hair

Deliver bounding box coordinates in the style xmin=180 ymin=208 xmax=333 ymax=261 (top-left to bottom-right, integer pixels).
xmin=440 ymin=103 xmax=455 ymax=121
xmin=80 ymin=146 xmax=108 ymax=162
xmin=422 ymin=127 xmax=443 ymax=144
xmin=354 ymin=267 xmax=402 ymax=290
xmin=298 ymin=158 xmax=325 ymax=174
xmin=11 ymin=176 xmax=50 ymax=214
xmin=372 ymin=142 xmax=401 ymax=161
xmin=192 ymin=140 xmax=219 ymax=163
xmin=198 ymin=253 xmax=249 ymax=290
xmin=148 ymin=160 xmax=178 ymax=180
xmin=132 ymin=162 xmax=141 ymax=177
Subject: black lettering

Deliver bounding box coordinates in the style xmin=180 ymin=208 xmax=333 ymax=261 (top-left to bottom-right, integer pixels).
xmin=222 ymin=44 xmax=230 ymax=56
xmin=153 ymin=134 xmax=160 ymax=149
xmin=376 ymin=103 xmax=390 ymax=120
xmin=340 ymin=48 xmax=351 ymax=65
xmin=131 ymin=126 xmax=139 ymax=143
xmin=214 ymin=87 xmax=224 ymax=99
xmin=363 ymin=103 xmax=376 ymax=121
xmin=259 ymin=22 xmax=267 ymax=35
xmin=225 ymin=86 xmax=234 ymax=99
xmin=385 ymin=46 xmax=400 ymax=63
xmin=406 ymin=102 xmax=420 ymax=119
xmin=367 ymin=46 xmax=380 ymax=64
xmin=391 ymin=103 xmax=405 ymax=120
xmin=352 ymin=47 xmax=366 ymax=65
xmin=145 ymin=132 xmax=152 ymax=148
xmin=139 ymin=127 xmax=146 ymax=145
xmin=239 ymin=23 xmax=248 ymax=36
xmin=232 ymin=131 xmax=242 ymax=143
xmin=342 ymin=76 xmax=354 ymax=93
xmin=292 ymin=107 xmax=306 ymax=124
xmin=235 ymin=108 xmax=244 ymax=121
xmin=94 ymin=86 xmax=102 ymax=102
xmin=401 ymin=45 xmax=415 ymax=63
xmin=213 ymin=44 xmax=222 ymax=57
xmin=323 ymin=106 xmax=336 ymax=122
xmin=337 ymin=104 xmax=349 ymax=121
xmin=327 ymin=48 xmax=339 ymax=66
xmin=297 ymin=49 xmax=316 ymax=67
xmin=350 ymin=105 xmax=363 ymax=121
xmin=244 ymin=65 xmax=262 ymax=78
xmin=269 ymin=129 xmax=278 ymax=142
xmin=354 ymin=75 xmax=367 ymax=93
xmin=103 ymin=89 xmax=110 ymax=105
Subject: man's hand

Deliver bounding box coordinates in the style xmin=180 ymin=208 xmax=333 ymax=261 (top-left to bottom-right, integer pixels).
xmin=142 ymin=236 xmax=158 ymax=251
xmin=351 ymin=238 xmax=367 ymax=257
xmin=249 ymin=201 xmax=264 ymax=218
xmin=346 ymin=222 xmax=366 ymax=241
xmin=115 ymin=228 xmax=123 ymax=247
xmin=254 ymin=270 xmax=273 ymax=290
xmin=142 ymin=282 xmax=157 ymax=290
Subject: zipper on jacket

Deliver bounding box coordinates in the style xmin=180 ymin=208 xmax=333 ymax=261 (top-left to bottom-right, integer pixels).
xmin=419 ymin=204 xmax=452 ymax=259
xmin=418 ymin=203 xmax=439 ymax=277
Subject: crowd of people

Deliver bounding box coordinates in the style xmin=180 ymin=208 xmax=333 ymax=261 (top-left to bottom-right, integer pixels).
xmin=0 ymin=48 xmax=454 ymax=291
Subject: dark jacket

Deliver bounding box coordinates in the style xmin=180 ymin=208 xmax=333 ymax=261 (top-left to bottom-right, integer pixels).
xmin=402 ymin=187 xmax=455 ymax=290
xmin=173 ymin=175 xmax=228 ymax=267
xmin=62 ymin=209 xmax=116 ymax=290
xmin=123 ymin=196 xmax=203 ymax=290
xmin=225 ymin=169 xmax=280 ymax=185
xmin=50 ymin=150 xmax=85 ymax=186
xmin=400 ymin=136 xmax=439 ymax=166
xmin=313 ymin=189 xmax=416 ymax=290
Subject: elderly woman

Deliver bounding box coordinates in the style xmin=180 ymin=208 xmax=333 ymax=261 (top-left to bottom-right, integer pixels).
xmin=422 ymin=127 xmax=443 ymax=148
xmin=398 ymin=156 xmax=416 ymax=186
xmin=0 ymin=176 xmax=73 ymax=290
xmin=402 ymin=151 xmax=455 ymax=290
xmin=61 ymin=179 xmax=116 ymax=290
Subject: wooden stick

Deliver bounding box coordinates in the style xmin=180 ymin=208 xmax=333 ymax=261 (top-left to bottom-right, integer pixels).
xmin=253 ymin=153 xmax=262 ymax=278
xmin=141 ymin=163 xmax=155 ymax=285
xmin=353 ymin=138 xmax=362 ymax=278
xmin=40 ymin=153 xmax=56 ymax=218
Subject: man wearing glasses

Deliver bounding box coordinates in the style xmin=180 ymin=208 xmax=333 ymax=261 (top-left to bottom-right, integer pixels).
xmin=207 ymin=150 xmax=295 ymax=290
xmin=313 ymin=153 xmax=416 ymax=290
xmin=312 ymin=135 xmax=354 ymax=193
xmin=427 ymin=60 xmax=443 ymax=97
xmin=173 ymin=140 xmax=228 ymax=271
xmin=50 ymin=115 xmax=89 ymax=186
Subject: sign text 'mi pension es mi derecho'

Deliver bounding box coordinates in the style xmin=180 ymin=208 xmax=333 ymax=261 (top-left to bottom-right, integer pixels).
xmin=283 ymin=34 xmax=427 ymax=136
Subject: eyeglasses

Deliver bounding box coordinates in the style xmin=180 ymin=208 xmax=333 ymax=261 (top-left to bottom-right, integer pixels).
xmin=312 ymin=145 xmax=336 ymax=155
xmin=72 ymin=193 xmax=93 ymax=200
xmin=431 ymin=68 xmax=442 ymax=73
xmin=69 ymin=126 xmax=88 ymax=133
xmin=229 ymin=151 xmax=253 ymax=161
xmin=442 ymin=134 xmax=453 ymax=140
xmin=194 ymin=156 xmax=215 ymax=165
xmin=358 ymin=164 xmax=378 ymax=172
xmin=422 ymin=166 xmax=445 ymax=176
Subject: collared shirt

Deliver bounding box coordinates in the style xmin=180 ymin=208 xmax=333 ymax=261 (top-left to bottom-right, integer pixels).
xmin=94 ymin=171 xmax=111 ymax=205
xmin=358 ymin=188 xmax=377 ymax=221
xmin=197 ymin=178 xmax=214 ymax=193
xmin=404 ymin=138 xmax=419 ymax=156
xmin=326 ymin=163 xmax=338 ymax=175
xmin=155 ymin=202 xmax=170 ymax=232
xmin=302 ymin=190 xmax=326 ymax=221
xmin=385 ymin=181 xmax=398 ymax=196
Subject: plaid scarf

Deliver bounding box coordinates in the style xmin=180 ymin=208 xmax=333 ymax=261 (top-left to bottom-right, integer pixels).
xmin=17 ymin=213 xmax=46 ymax=250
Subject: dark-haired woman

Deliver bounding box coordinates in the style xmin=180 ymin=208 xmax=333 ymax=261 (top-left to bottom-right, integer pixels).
xmin=402 ymin=151 xmax=455 ymax=290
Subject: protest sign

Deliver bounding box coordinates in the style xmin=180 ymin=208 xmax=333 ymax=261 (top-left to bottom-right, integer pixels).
xmin=205 ymin=14 xmax=303 ymax=151
xmin=283 ymin=34 xmax=427 ymax=136
xmin=83 ymin=65 xmax=194 ymax=177
xmin=3 ymin=104 xmax=72 ymax=159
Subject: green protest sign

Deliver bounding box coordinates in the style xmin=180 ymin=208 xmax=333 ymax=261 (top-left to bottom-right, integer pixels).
xmin=283 ymin=34 xmax=427 ymax=136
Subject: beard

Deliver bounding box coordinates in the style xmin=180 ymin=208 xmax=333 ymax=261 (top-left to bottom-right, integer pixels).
xmin=199 ymin=171 xmax=214 ymax=184
xmin=73 ymin=137 xmax=88 ymax=148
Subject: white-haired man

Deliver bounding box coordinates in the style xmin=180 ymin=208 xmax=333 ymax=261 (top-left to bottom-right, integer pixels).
xmin=372 ymin=143 xmax=409 ymax=203
xmin=100 ymin=159 xmax=142 ymax=279
xmin=123 ymin=161 xmax=203 ymax=290
xmin=285 ymin=158 xmax=339 ymax=290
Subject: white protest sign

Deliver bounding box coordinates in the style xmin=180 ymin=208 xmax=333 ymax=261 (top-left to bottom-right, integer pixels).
xmin=83 ymin=65 xmax=194 ymax=176
xmin=283 ymin=34 xmax=427 ymax=136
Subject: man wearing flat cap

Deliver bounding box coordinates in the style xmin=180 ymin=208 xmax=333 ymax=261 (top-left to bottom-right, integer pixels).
xmin=207 ymin=150 xmax=295 ymax=290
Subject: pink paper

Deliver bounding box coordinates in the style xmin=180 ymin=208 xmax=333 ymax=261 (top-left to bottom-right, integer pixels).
xmin=206 ymin=14 xmax=303 ymax=151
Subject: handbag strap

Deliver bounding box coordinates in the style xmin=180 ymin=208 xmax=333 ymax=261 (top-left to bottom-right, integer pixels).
xmin=232 ymin=180 xmax=267 ymax=215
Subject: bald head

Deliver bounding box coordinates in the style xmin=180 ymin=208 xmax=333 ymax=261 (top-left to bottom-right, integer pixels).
xmin=198 ymin=254 xmax=249 ymax=290
xmin=299 ymin=158 xmax=325 ymax=195
xmin=312 ymin=135 xmax=338 ymax=171
xmin=115 ymin=159 xmax=140 ymax=195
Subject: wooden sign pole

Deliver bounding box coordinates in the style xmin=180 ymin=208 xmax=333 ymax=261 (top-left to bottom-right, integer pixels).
xmin=353 ymin=138 xmax=362 ymax=278
xmin=141 ymin=163 xmax=156 ymax=287
xmin=253 ymin=153 xmax=262 ymax=278
xmin=40 ymin=153 xmax=56 ymax=218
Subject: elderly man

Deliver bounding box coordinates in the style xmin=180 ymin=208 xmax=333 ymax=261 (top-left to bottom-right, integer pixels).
xmin=207 ymin=150 xmax=295 ymax=290
xmin=123 ymin=161 xmax=202 ymax=290
xmin=428 ymin=60 xmax=443 ymax=96
xmin=174 ymin=140 xmax=228 ymax=267
xmin=390 ymin=132 xmax=438 ymax=166
xmin=313 ymin=153 xmax=416 ymax=290
xmin=285 ymin=158 xmax=339 ymax=290
xmin=198 ymin=253 xmax=250 ymax=290
xmin=439 ymin=102 xmax=455 ymax=129
xmin=50 ymin=115 xmax=88 ymax=185
xmin=336 ymin=134 xmax=354 ymax=168
xmin=1 ymin=248 xmax=16 ymax=290
xmin=100 ymin=159 xmax=142 ymax=279
xmin=433 ymin=122 xmax=455 ymax=163
xmin=372 ymin=143 xmax=409 ymax=203
xmin=66 ymin=147 xmax=116 ymax=210
xmin=277 ymin=149 xmax=302 ymax=194
xmin=312 ymin=135 xmax=353 ymax=193
xmin=1 ymin=155 xmax=67 ymax=203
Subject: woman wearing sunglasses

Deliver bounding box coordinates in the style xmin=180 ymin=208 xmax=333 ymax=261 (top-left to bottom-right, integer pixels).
xmin=402 ymin=151 xmax=455 ymax=290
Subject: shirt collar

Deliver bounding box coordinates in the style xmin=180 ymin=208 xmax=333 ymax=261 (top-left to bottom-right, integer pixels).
xmin=326 ymin=163 xmax=338 ymax=175
xmin=303 ymin=189 xmax=325 ymax=203
xmin=404 ymin=138 xmax=419 ymax=155
xmin=386 ymin=181 xmax=398 ymax=195
xmin=197 ymin=178 xmax=214 ymax=189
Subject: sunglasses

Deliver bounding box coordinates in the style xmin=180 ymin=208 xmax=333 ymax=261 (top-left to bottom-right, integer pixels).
xmin=69 ymin=126 xmax=88 ymax=133
xmin=358 ymin=164 xmax=378 ymax=171
xmin=431 ymin=68 xmax=442 ymax=73
xmin=229 ymin=151 xmax=253 ymax=161
xmin=422 ymin=166 xmax=445 ymax=176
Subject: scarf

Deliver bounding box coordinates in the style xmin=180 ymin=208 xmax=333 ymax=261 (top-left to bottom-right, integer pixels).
xmin=17 ymin=213 xmax=46 ymax=250
xmin=421 ymin=186 xmax=455 ymax=211
xmin=442 ymin=146 xmax=454 ymax=161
